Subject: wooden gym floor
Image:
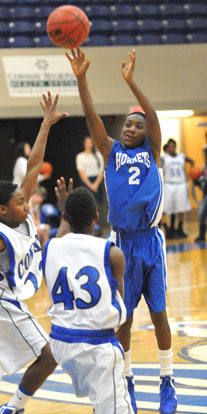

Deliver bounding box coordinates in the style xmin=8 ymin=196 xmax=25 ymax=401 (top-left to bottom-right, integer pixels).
xmin=0 ymin=220 xmax=207 ymax=414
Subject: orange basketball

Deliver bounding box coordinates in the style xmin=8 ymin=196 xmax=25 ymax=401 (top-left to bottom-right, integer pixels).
xmin=189 ymin=166 xmax=202 ymax=181
xmin=46 ymin=5 xmax=90 ymax=49
xmin=40 ymin=162 xmax=53 ymax=176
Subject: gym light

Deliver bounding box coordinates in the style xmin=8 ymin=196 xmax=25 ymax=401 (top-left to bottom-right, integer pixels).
xmin=156 ymin=110 xmax=194 ymax=118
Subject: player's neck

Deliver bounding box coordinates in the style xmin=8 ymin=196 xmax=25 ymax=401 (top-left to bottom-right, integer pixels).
xmin=70 ymin=226 xmax=94 ymax=236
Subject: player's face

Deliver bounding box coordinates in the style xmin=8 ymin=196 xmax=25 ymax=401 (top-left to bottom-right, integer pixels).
xmin=168 ymin=142 xmax=176 ymax=156
xmin=3 ymin=189 xmax=29 ymax=228
xmin=121 ymin=114 xmax=146 ymax=148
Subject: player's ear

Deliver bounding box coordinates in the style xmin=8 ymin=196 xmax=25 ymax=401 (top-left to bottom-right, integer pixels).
xmin=0 ymin=205 xmax=8 ymax=215
xmin=62 ymin=212 xmax=67 ymax=222
xmin=95 ymin=211 xmax=99 ymax=223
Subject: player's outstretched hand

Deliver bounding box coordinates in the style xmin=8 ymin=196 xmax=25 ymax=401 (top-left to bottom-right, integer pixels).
xmin=55 ymin=177 xmax=73 ymax=214
xmin=40 ymin=91 xmax=70 ymax=125
xmin=65 ymin=48 xmax=90 ymax=78
xmin=121 ymin=49 xmax=136 ymax=84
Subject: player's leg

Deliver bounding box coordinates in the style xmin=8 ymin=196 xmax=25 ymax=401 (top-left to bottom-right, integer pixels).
xmin=175 ymin=182 xmax=191 ymax=237
xmin=195 ymin=196 xmax=207 ymax=242
xmin=50 ymin=337 xmax=134 ymax=414
xmin=108 ymin=232 xmax=142 ymax=414
xmin=163 ymin=184 xmax=177 ymax=239
xmin=116 ymin=316 xmax=137 ymax=413
xmin=176 ymin=212 xmax=187 ymax=237
xmin=144 ymin=229 xmax=177 ymax=414
xmin=0 ymin=299 xmax=56 ymax=414
xmin=83 ymin=340 xmax=133 ymax=414
xmin=151 ymin=311 xmax=177 ymax=414
xmin=2 ymin=344 xmax=57 ymax=414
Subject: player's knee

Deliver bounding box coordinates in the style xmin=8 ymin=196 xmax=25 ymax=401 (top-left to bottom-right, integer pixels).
xmin=39 ymin=343 xmax=57 ymax=371
xmin=150 ymin=310 xmax=169 ymax=328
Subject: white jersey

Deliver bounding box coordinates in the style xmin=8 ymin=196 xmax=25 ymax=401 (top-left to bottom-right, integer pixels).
xmin=76 ymin=151 xmax=104 ymax=177
xmin=42 ymin=233 xmax=126 ymax=332
xmin=163 ymin=153 xmax=186 ymax=184
xmin=0 ymin=212 xmax=42 ymax=300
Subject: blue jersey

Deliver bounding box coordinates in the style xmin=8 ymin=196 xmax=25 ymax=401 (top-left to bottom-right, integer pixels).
xmin=105 ymin=140 xmax=164 ymax=232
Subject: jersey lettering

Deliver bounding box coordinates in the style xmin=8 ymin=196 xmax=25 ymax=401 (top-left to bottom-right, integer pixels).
xmin=116 ymin=151 xmax=150 ymax=171
xmin=75 ymin=266 xmax=101 ymax=309
xmin=52 ymin=267 xmax=74 ymax=310
xmin=24 ymin=272 xmax=38 ymax=292
xmin=18 ymin=238 xmax=41 ymax=279
xmin=51 ymin=266 xmax=101 ymax=310
xmin=170 ymin=167 xmax=181 ymax=177
xmin=129 ymin=166 xmax=140 ymax=184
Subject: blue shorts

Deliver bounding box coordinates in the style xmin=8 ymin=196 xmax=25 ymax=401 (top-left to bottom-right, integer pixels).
xmin=109 ymin=227 xmax=167 ymax=318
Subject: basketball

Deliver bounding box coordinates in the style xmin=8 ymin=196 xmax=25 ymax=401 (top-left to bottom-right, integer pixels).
xmin=46 ymin=5 xmax=90 ymax=49
xmin=40 ymin=161 xmax=53 ymax=176
xmin=189 ymin=166 xmax=202 ymax=181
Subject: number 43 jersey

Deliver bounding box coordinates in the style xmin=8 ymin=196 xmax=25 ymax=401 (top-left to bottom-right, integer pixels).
xmin=105 ymin=140 xmax=164 ymax=232
xmin=42 ymin=233 xmax=126 ymax=331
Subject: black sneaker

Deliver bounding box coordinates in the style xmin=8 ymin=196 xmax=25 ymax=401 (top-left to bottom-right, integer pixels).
xmin=195 ymin=235 xmax=205 ymax=242
xmin=175 ymin=229 xmax=188 ymax=238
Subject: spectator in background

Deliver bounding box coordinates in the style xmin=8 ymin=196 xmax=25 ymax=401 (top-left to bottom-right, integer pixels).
xmin=13 ymin=142 xmax=51 ymax=187
xmin=76 ymin=136 xmax=104 ymax=234
xmin=194 ymin=145 xmax=207 ymax=242
xmin=76 ymin=135 xmax=104 ymax=201
xmin=30 ymin=186 xmax=50 ymax=247
xmin=162 ymin=138 xmax=194 ymax=238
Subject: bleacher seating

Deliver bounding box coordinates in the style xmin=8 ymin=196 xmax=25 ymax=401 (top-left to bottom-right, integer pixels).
xmin=134 ymin=4 xmax=159 ymax=18
xmin=110 ymin=33 xmax=135 ymax=45
xmin=136 ymin=33 xmax=161 ymax=45
xmin=0 ymin=1 xmax=206 ymax=47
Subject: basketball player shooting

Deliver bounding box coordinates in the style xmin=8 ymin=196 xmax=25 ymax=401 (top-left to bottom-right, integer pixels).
xmin=66 ymin=47 xmax=177 ymax=414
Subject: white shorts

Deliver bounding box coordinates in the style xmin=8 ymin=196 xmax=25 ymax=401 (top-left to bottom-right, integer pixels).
xmin=50 ymin=338 xmax=133 ymax=414
xmin=164 ymin=182 xmax=191 ymax=214
xmin=0 ymin=290 xmax=48 ymax=378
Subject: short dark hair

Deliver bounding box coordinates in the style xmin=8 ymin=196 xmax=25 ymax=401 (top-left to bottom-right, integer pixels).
xmin=163 ymin=143 xmax=168 ymax=152
xmin=127 ymin=111 xmax=146 ymax=121
xmin=167 ymin=138 xmax=176 ymax=146
xmin=65 ymin=187 xmax=97 ymax=231
xmin=0 ymin=180 xmax=18 ymax=205
xmin=15 ymin=142 xmax=27 ymax=158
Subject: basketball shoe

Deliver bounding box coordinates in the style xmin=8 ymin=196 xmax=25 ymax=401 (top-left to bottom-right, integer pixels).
xmin=0 ymin=404 xmax=24 ymax=414
xmin=126 ymin=375 xmax=138 ymax=413
xmin=159 ymin=376 xmax=177 ymax=414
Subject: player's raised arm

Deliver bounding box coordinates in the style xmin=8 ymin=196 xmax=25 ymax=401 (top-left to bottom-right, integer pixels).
xmin=54 ymin=176 xmax=73 ymax=238
xmin=122 ymin=49 xmax=162 ymax=166
xmin=21 ymin=92 xmax=69 ymax=203
xmin=65 ymin=48 xmax=113 ymax=167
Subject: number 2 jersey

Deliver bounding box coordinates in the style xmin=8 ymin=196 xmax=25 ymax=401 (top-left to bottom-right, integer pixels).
xmin=105 ymin=139 xmax=164 ymax=232
xmin=42 ymin=233 xmax=126 ymax=331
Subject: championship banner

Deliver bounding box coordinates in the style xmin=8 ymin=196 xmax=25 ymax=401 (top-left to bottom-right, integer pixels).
xmin=2 ymin=55 xmax=78 ymax=97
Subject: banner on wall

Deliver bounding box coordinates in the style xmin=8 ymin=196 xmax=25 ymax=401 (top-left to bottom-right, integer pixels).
xmin=2 ymin=55 xmax=78 ymax=97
